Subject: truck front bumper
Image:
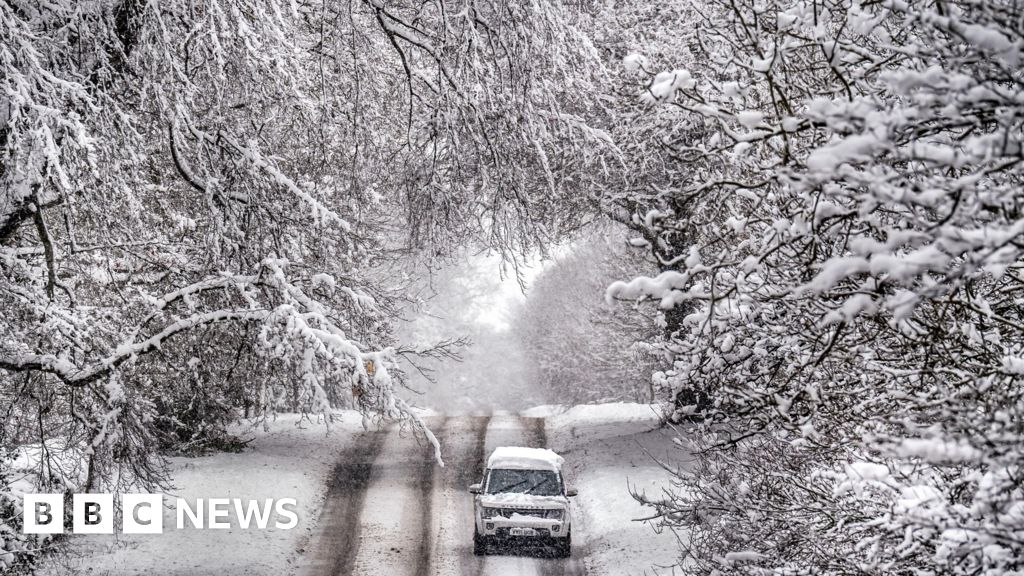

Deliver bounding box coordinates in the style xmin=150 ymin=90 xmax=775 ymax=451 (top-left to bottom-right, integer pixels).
xmin=479 ymin=518 xmax=568 ymax=539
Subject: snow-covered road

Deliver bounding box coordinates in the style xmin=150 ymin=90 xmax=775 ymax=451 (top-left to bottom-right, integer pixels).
xmin=303 ymin=414 xmax=586 ymax=576
xmin=55 ymin=404 xmax=681 ymax=576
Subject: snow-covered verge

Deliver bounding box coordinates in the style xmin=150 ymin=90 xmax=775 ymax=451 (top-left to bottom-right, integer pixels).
xmin=541 ymin=403 xmax=685 ymax=575
xmin=1 ymin=462 xmax=41 ymax=573
xmin=2 ymin=440 xmax=88 ymax=572
xmin=46 ymin=413 xmax=364 ymax=576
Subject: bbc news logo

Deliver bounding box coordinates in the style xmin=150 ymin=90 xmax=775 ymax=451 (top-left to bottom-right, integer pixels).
xmin=23 ymin=494 xmax=299 ymax=534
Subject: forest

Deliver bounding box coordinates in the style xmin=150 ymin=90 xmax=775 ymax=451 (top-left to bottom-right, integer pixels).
xmin=2 ymin=0 xmax=1023 ymax=573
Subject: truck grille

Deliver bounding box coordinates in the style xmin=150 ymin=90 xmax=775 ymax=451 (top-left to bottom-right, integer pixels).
xmin=497 ymin=508 xmax=552 ymax=519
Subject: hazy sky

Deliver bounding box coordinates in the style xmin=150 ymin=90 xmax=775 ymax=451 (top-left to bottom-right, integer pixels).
xmin=455 ymin=254 xmax=545 ymax=332
xmin=397 ymin=251 xmax=550 ymax=411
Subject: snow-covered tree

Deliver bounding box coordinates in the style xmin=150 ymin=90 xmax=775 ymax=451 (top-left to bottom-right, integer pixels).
xmin=515 ymin=228 xmax=661 ymax=404
xmin=606 ymin=0 xmax=1024 ymax=573
xmin=0 ymin=0 xmax=609 ymax=566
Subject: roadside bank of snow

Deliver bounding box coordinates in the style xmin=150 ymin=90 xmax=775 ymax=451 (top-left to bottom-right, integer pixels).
xmin=50 ymin=412 xmax=365 ymax=576
xmin=538 ymin=402 xmax=686 ymax=576
xmin=545 ymin=402 xmax=665 ymax=444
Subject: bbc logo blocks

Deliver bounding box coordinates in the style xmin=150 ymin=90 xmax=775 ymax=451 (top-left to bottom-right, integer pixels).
xmin=24 ymin=494 xmax=162 ymax=534
xmin=22 ymin=494 xmax=63 ymax=534
xmin=73 ymin=493 xmax=114 ymax=534
xmin=122 ymin=494 xmax=164 ymax=534
xmin=23 ymin=493 xmax=124 ymax=534
xmin=21 ymin=494 xmax=297 ymax=533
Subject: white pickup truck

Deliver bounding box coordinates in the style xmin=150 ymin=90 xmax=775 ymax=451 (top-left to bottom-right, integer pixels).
xmin=469 ymin=446 xmax=577 ymax=557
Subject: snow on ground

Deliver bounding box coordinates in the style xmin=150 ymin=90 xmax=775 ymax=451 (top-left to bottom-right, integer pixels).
xmin=543 ymin=403 xmax=687 ymax=576
xmin=9 ymin=440 xmax=88 ymax=488
xmin=545 ymin=402 xmax=667 ymax=446
xmin=50 ymin=412 xmax=365 ymax=576
xmin=519 ymin=404 xmax=564 ymax=418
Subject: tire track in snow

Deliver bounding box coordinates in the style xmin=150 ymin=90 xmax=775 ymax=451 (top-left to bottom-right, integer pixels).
xmin=522 ymin=415 xmax=547 ymax=450
xmin=521 ymin=416 xmax=587 ymax=576
xmin=348 ymin=418 xmax=441 ymax=576
xmin=424 ymin=415 xmax=492 ymax=576
xmin=414 ymin=416 xmax=446 ymax=576
xmin=413 ymin=414 xmax=450 ymax=573
xmin=306 ymin=427 xmax=389 ymax=576
xmin=457 ymin=415 xmax=492 ymax=576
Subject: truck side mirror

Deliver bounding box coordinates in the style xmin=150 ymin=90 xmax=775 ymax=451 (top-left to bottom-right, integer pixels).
xmin=469 ymin=483 xmax=482 ymax=494
xmin=566 ymin=487 xmax=578 ymax=497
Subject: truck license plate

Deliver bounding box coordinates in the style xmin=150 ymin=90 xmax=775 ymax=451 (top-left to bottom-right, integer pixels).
xmin=510 ymin=527 xmax=536 ymax=537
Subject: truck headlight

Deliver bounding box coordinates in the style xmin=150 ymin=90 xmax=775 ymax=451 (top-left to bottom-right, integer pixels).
xmin=546 ymin=509 xmax=563 ymax=520
xmin=481 ymin=507 xmax=500 ymax=519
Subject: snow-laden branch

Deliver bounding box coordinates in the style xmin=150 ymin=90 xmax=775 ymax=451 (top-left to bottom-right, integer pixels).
xmin=0 ymin=310 xmax=268 ymax=386
xmin=182 ymin=120 xmax=352 ymax=232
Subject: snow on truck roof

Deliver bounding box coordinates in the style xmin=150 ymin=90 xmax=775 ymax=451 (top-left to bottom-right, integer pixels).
xmin=487 ymin=447 xmax=564 ymax=471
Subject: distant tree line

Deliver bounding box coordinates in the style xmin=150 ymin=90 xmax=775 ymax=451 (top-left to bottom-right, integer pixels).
xmin=514 ymin=228 xmax=662 ymax=405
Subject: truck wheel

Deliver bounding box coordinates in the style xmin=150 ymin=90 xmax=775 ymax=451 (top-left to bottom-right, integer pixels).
xmin=473 ymin=531 xmax=487 ymax=556
xmin=556 ymin=532 xmax=571 ymax=558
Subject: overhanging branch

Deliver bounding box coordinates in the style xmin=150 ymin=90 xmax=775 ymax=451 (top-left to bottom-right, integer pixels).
xmin=0 ymin=309 xmax=269 ymax=387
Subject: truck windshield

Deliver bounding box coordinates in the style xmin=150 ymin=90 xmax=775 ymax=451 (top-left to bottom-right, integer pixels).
xmin=486 ymin=469 xmax=561 ymax=496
